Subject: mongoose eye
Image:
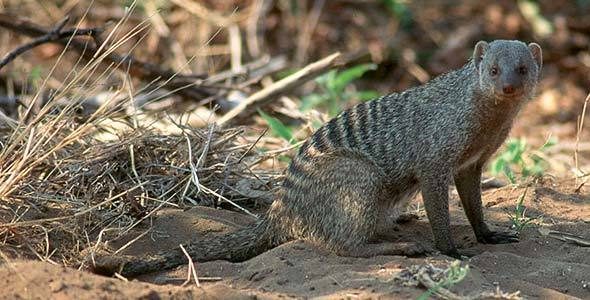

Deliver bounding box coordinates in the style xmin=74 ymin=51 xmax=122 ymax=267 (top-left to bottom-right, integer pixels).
xmin=518 ymin=66 xmax=527 ymax=75
xmin=489 ymin=66 xmax=499 ymax=76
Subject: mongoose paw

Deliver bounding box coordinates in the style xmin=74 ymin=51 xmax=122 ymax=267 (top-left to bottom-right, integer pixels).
xmin=477 ymin=231 xmax=519 ymax=244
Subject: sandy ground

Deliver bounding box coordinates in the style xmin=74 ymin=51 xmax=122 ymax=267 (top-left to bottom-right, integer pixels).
xmin=1 ymin=178 xmax=588 ymax=299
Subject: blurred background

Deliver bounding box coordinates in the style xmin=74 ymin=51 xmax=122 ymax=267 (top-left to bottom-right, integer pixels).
xmin=0 ymin=0 xmax=588 ymax=178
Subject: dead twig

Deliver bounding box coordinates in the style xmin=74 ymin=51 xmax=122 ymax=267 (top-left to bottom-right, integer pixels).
xmin=538 ymin=228 xmax=590 ymax=247
xmin=180 ymin=244 xmax=200 ymax=287
xmin=0 ymin=13 xmax=212 ymax=100
xmin=0 ymin=16 xmax=103 ymax=71
xmin=295 ymin=0 xmax=325 ymax=65
xmin=574 ymin=92 xmax=589 ymax=174
xmin=0 ymin=185 xmax=145 ymax=229
xmin=246 ymin=0 xmax=273 ymax=57
xmin=217 ymin=52 xmax=342 ymax=126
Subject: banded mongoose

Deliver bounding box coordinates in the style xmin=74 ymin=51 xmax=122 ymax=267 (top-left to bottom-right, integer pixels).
xmin=93 ymin=40 xmax=542 ymax=277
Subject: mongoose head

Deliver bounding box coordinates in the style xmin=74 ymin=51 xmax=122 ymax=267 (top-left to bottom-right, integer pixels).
xmin=473 ymin=40 xmax=542 ymax=101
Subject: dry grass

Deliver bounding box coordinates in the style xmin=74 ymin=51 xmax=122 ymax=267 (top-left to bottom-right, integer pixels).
xmin=0 ymin=120 xmax=278 ymax=266
xmin=0 ymin=2 xmax=281 ymax=267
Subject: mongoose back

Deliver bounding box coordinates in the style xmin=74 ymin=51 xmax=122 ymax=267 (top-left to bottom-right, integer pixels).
xmin=92 ymin=40 xmax=542 ymax=277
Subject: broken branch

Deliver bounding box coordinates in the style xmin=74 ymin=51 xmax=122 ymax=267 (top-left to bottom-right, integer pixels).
xmin=0 ymin=13 xmax=212 ymax=100
xmin=0 ymin=16 xmax=103 ymax=70
xmin=217 ymin=52 xmax=341 ymax=126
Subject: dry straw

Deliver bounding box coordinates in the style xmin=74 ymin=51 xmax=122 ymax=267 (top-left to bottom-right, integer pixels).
xmin=0 ymin=2 xmax=279 ymax=266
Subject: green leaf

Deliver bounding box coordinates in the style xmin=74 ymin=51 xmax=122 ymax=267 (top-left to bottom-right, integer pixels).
xmin=258 ymin=110 xmax=295 ymax=144
xmin=530 ymin=163 xmax=545 ymax=176
xmin=300 ymin=94 xmax=330 ymax=111
xmin=490 ymin=158 xmax=506 ymax=175
xmin=311 ymin=119 xmax=324 ymax=130
xmin=28 ymin=66 xmax=42 ymax=88
xmin=332 ymin=63 xmax=377 ymax=92
xmin=316 ymin=70 xmax=336 ymax=87
xmin=278 ymin=155 xmax=292 ymax=164
xmin=504 ymin=139 xmax=526 ymax=163
xmin=503 ymin=164 xmax=516 ymax=184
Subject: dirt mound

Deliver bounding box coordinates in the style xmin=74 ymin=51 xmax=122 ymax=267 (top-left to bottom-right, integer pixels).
xmin=0 ymin=260 xmax=255 ymax=300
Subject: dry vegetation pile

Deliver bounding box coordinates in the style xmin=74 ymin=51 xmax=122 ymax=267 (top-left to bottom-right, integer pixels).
xmin=0 ymin=107 xmax=278 ymax=265
xmin=0 ymin=1 xmax=291 ymax=266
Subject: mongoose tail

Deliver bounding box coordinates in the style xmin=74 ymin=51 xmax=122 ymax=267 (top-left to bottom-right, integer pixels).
xmin=92 ymin=219 xmax=275 ymax=277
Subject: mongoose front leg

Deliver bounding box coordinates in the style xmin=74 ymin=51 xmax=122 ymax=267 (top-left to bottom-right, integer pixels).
xmin=419 ymin=171 xmax=459 ymax=258
xmin=454 ymin=164 xmax=519 ymax=244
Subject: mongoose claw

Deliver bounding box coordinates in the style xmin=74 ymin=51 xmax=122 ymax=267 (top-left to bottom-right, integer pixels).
xmin=477 ymin=231 xmax=519 ymax=244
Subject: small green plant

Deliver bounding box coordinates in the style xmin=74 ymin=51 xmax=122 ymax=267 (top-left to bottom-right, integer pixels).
xmin=257 ymin=110 xmax=296 ymax=164
xmin=28 ymin=66 xmax=43 ymax=89
xmin=509 ymin=188 xmax=536 ymax=232
xmin=261 ymin=64 xmax=378 ymax=145
xmin=417 ymin=260 xmax=469 ymax=300
xmin=301 ymin=63 xmax=379 ymax=116
xmin=490 ymin=137 xmax=556 ymax=184
xmin=258 ymin=109 xmax=296 ymax=144
xmin=381 ymin=0 xmax=413 ymax=29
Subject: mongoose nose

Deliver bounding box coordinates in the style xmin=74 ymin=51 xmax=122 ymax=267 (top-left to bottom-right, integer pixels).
xmin=502 ymin=84 xmax=515 ymax=94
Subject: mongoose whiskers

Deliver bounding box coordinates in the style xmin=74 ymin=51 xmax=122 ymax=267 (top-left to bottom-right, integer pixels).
xmin=91 ymin=40 xmax=542 ymax=277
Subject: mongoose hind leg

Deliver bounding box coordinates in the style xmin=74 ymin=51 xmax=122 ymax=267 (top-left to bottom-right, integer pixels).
xmin=374 ymin=186 xmax=420 ymax=238
xmin=284 ymin=151 xmax=424 ymax=258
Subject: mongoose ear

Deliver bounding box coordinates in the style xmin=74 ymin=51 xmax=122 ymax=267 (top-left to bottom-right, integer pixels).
xmin=473 ymin=41 xmax=489 ymax=70
xmin=528 ymin=42 xmax=543 ymax=70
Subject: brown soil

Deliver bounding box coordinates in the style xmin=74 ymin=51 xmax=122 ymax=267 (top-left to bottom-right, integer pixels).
xmin=2 ymin=178 xmax=588 ymax=299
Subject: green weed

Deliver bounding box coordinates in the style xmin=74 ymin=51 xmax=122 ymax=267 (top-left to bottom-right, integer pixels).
xmin=509 ymin=188 xmax=536 ymax=232
xmin=261 ymin=64 xmax=379 ymax=143
xmin=28 ymin=66 xmax=43 ymax=89
xmin=490 ymin=137 xmax=556 ymax=184
xmin=417 ymin=260 xmax=469 ymax=300
xmin=301 ymin=63 xmax=379 ymax=116
xmin=258 ymin=109 xmax=296 ymax=144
